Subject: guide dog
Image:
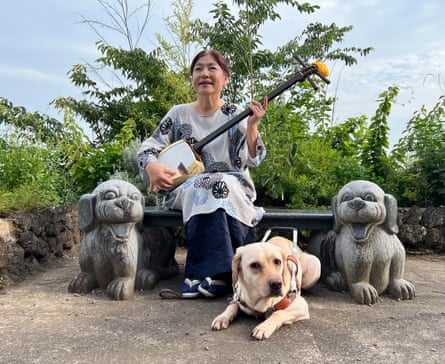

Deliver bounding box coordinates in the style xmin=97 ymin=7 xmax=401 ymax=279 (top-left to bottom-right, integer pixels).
xmin=211 ymin=236 xmax=320 ymax=340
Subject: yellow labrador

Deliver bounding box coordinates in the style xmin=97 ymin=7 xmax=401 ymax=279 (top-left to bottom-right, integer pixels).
xmin=211 ymin=236 xmax=321 ymax=340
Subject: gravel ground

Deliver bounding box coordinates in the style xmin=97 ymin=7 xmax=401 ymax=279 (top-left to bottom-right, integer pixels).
xmin=1 ymin=250 xmax=444 ymax=364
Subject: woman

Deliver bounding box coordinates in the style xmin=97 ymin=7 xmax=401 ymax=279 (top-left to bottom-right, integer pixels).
xmin=137 ymin=49 xmax=267 ymax=298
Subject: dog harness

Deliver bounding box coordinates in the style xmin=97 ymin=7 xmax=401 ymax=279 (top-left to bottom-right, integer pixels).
xmin=234 ymin=254 xmax=302 ymax=319
xmin=230 ymin=227 xmax=303 ymax=319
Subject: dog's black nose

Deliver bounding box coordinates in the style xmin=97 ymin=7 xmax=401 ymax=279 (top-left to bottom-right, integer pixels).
xmin=269 ymin=279 xmax=282 ymax=296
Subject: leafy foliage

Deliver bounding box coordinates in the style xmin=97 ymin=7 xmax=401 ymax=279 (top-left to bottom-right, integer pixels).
xmin=155 ymin=0 xmax=197 ymax=73
xmin=54 ymin=45 xmax=195 ymax=143
xmin=0 ymin=97 xmax=65 ymax=143
xmin=192 ymin=0 xmax=372 ymax=103
xmin=0 ymin=104 xmax=77 ymax=211
xmin=57 ymin=111 xmax=140 ymax=195
xmin=1 ymin=0 xmax=443 ymax=212
xmin=253 ymin=87 xmax=365 ymax=208
xmin=361 ymin=86 xmax=398 ymax=185
xmin=389 ymin=96 xmax=445 ymax=206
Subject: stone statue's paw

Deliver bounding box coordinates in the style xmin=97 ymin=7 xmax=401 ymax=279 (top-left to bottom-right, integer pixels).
xmin=351 ymin=282 xmax=380 ymax=305
xmin=136 ymin=269 xmax=159 ymax=290
xmin=68 ymin=272 xmax=97 ymax=294
xmin=106 ymin=277 xmax=135 ymax=300
xmin=390 ymin=279 xmax=415 ymax=300
xmin=325 ymin=271 xmax=347 ymax=292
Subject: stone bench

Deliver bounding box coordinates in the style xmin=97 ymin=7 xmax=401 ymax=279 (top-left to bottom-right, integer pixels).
xmin=143 ymin=207 xmax=334 ymax=231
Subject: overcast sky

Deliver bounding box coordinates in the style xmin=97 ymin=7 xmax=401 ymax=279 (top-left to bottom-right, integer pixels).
xmin=0 ymin=0 xmax=443 ymax=146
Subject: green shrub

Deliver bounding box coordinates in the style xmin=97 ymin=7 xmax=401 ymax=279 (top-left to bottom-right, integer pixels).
xmin=389 ymin=96 xmax=445 ymax=206
xmin=0 ymin=130 xmax=75 ymax=212
xmin=254 ymin=135 xmax=363 ymax=208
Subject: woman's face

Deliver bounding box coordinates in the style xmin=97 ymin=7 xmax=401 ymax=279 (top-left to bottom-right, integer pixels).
xmin=191 ymin=54 xmax=228 ymax=97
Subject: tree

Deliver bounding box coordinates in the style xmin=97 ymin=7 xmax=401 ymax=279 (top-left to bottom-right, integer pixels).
xmin=0 ymin=97 xmax=65 ymax=144
xmin=54 ymin=0 xmax=195 ymax=143
xmin=361 ymin=86 xmax=398 ymax=185
xmin=193 ymin=0 xmax=372 ymax=104
xmin=54 ymin=45 xmax=194 ymax=142
xmin=59 ymin=0 xmax=429 ymax=209
xmin=79 ymin=0 xmax=153 ymax=50
xmin=390 ymin=96 xmax=445 ymax=206
xmin=155 ymin=0 xmax=199 ymax=74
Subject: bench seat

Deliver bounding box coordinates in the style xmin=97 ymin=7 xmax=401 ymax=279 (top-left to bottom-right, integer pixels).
xmin=143 ymin=207 xmax=333 ymax=231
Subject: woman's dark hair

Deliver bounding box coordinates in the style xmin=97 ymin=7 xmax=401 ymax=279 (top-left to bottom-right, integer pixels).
xmin=190 ymin=49 xmax=231 ymax=77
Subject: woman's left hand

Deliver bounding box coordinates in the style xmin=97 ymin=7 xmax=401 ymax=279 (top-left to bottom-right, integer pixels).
xmin=246 ymin=96 xmax=267 ymax=157
xmin=247 ymin=96 xmax=268 ymax=125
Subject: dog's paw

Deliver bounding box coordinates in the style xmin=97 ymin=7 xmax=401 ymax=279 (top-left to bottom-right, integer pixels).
xmin=350 ymin=282 xmax=380 ymax=305
xmin=68 ymin=272 xmax=97 ymax=294
xmin=106 ymin=277 xmax=135 ymax=300
xmin=212 ymin=304 xmax=239 ymax=331
xmin=211 ymin=314 xmax=231 ymax=331
xmin=390 ymin=279 xmax=415 ymax=300
xmin=251 ymin=321 xmax=277 ymax=340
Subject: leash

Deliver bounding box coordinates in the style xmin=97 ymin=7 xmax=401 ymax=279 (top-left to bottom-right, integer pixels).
xmin=158 ymin=288 xmax=183 ymax=299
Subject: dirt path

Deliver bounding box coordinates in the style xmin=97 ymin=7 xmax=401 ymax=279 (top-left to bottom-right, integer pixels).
xmin=1 ymin=251 xmax=444 ymax=364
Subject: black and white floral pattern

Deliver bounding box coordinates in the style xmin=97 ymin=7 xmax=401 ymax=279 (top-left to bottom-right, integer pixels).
xmin=137 ymin=103 xmax=266 ymax=227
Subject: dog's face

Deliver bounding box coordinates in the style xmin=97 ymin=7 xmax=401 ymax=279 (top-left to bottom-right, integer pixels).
xmin=232 ymin=242 xmax=291 ymax=306
xmin=334 ymin=180 xmax=398 ymax=241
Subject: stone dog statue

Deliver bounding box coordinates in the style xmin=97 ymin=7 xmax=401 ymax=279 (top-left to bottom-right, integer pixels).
xmin=308 ymin=180 xmax=415 ymax=305
xmin=68 ymin=179 xmax=179 ymax=300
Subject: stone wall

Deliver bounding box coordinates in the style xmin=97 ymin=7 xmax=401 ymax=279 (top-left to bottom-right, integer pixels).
xmin=0 ymin=204 xmax=80 ymax=287
xmin=0 ymin=205 xmax=444 ymax=288
xmin=398 ymin=206 xmax=445 ymax=253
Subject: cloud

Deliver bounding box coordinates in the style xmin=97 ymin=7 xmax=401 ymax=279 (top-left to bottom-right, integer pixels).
xmin=0 ymin=64 xmax=50 ymax=82
xmin=1 ymin=0 xmax=443 ymax=148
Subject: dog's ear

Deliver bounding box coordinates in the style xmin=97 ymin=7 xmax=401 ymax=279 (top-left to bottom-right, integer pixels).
xmin=383 ymin=193 xmax=399 ymax=234
xmin=332 ymin=195 xmax=343 ymax=232
xmin=231 ymin=247 xmax=244 ymax=286
xmin=136 ymin=194 xmax=145 ymax=231
xmin=77 ymin=193 xmax=97 ymax=232
xmin=140 ymin=194 xmax=145 ymax=212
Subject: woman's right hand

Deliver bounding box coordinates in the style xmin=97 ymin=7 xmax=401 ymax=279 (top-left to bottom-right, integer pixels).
xmin=145 ymin=162 xmax=176 ymax=192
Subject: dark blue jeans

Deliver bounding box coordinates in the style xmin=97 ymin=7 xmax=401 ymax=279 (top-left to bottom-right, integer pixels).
xmin=184 ymin=209 xmax=255 ymax=281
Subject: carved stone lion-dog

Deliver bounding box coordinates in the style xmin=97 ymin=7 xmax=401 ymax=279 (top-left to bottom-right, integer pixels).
xmin=308 ymin=180 xmax=415 ymax=305
xmin=68 ymin=179 xmax=178 ymax=300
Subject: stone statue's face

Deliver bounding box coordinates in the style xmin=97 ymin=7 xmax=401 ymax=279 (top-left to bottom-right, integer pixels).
xmin=336 ymin=180 xmax=386 ymax=241
xmin=94 ymin=180 xmax=144 ymax=224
